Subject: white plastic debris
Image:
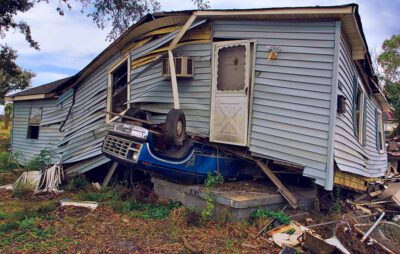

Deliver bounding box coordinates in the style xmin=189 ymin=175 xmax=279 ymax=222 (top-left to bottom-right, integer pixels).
xmin=60 ymin=200 xmax=99 ymax=210
xmin=38 ymin=162 xmax=63 ymax=193
xmin=0 ymin=162 xmax=64 ymax=193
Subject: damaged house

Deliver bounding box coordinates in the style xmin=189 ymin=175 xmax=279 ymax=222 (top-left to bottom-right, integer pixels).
xmin=6 ymin=4 xmax=389 ymax=194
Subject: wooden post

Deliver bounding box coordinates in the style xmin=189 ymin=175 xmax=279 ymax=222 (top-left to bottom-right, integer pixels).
xmin=102 ymin=162 xmax=118 ymax=188
xmin=256 ymin=160 xmax=299 ymax=208
xmin=168 ymin=50 xmax=180 ymax=109
xmin=167 ymin=14 xmax=197 ymax=110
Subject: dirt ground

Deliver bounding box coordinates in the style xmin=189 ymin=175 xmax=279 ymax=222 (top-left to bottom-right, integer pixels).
xmin=0 ymin=187 xmax=284 ymax=254
xmin=0 ymin=174 xmax=396 ymax=254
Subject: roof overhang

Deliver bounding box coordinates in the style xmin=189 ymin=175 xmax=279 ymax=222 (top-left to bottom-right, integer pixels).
xmin=5 ymin=93 xmax=56 ymax=101
xmin=67 ymin=15 xmax=190 ymax=90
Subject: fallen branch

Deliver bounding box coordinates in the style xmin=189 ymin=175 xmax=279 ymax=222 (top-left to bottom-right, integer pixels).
xmin=181 ymin=237 xmax=202 ymax=254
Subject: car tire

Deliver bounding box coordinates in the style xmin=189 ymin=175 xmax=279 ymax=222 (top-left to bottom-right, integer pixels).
xmin=165 ymin=109 xmax=186 ymax=147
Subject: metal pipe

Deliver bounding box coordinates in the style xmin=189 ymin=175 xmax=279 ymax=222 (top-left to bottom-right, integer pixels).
xmin=360 ymin=212 xmax=385 ymax=242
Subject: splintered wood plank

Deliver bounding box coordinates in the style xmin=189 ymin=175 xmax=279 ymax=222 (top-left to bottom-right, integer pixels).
xmin=256 ymin=160 xmax=299 ymax=208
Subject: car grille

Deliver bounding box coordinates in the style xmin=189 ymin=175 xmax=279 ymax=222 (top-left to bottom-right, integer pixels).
xmin=103 ymin=135 xmax=134 ymax=159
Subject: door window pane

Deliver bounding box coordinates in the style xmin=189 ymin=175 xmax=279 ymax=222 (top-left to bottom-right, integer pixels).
xmin=217 ymin=45 xmax=246 ymax=91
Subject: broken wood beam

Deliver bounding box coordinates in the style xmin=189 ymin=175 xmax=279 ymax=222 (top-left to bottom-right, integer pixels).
xmin=256 ymin=160 xmax=298 ymax=208
xmin=102 ymin=162 xmax=118 ymax=188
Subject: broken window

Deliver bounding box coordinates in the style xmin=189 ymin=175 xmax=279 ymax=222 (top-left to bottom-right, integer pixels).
xmin=376 ymin=109 xmax=384 ymax=153
xmin=27 ymin=107 xmax=42 ymax=139
xmin=353 ymin=76 xmax=366 ymax=145
xmin=111 ymin=60 xmax=128 ymax=114
xmin=217 ymin=45 xmax=246 ymax=91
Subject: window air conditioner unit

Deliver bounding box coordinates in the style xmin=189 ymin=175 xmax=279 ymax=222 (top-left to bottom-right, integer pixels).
xmin=162 ymin=56 xmax=194 ymax=78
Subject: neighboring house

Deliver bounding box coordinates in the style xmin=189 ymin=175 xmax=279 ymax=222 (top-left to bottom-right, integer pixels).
xmin=6 ymin=4 xmax=389 ymax=190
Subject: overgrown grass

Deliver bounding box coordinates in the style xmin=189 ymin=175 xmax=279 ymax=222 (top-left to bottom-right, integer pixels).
xmin=0 ymin=151 xmax=22 ymax=172
xmin=0 ymin=200 xmax=58 ymax=249
xmin=11 ymin=182 xmax=35 ymax=199
xmin=107 ymin=200 xmax=181 ymax=220
xmin=76 ymin=188 xmax=120 ymax=202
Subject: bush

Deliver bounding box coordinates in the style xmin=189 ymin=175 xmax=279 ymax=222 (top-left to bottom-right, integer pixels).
xmin=251 ymin=207 xmax=291 ymax=225
xmin=25 ymin=149 xmax=53 ymax=171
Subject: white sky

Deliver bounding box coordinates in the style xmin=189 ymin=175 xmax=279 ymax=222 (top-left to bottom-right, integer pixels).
xmin=2 ymin=0 xmax=399 ymax=89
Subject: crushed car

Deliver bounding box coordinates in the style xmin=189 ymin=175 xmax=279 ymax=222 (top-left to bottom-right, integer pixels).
xmin=102 ymin=108 xmax=249 ymax=183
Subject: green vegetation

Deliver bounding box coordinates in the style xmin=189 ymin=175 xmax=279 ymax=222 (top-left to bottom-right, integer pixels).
xmin=377 ymin=34 xmax=400 ymax=133
xmin=107 ymin=199 xmax=181 ymax=220
xmin=0 ymin=202 xmax=57 ymax=250
xmin=25 ymin=148 xmax=53 ymax=171
xmin=11 ymin=182 xmax=35 ymax=199
xmin=77 ymin=188 xmax=120 ymax=202
xmin=201 ymin=172 xmax=224 ymax=222
xmin=251 ymin=207 xmax=291 ymax=225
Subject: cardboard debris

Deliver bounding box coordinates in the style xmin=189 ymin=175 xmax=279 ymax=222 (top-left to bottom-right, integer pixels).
xmin=60 ymin=200 xmax=99 ymax=210
xmin=267 ymin=221 xmax=307 ymax=247
xmin=377 ymin=182 xmax=400 ymax=207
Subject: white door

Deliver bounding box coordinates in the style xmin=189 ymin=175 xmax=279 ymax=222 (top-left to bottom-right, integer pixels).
xmin=210 ymin=40 xmax=251 ymax=146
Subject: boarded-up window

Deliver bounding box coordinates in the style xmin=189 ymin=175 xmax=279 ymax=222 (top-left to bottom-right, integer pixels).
xmin=111 ymin=61 xmax=128 ymax=113
xmin=217 ymin=45 xmax=246 ymax=91
xmin=27 ymin=107 xmax=42 ymax=139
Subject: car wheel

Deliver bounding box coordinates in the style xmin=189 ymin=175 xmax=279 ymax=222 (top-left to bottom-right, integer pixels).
xmin=165 ymin=109 xmax=186 ymax=147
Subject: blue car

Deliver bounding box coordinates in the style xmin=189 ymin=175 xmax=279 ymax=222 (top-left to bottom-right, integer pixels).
xmin=102 ymin=115 xmax=243 ymax=183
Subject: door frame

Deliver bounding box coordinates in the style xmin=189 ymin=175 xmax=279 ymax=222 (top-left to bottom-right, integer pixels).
xmin=210 ymin=40 xmax=252 ymax=146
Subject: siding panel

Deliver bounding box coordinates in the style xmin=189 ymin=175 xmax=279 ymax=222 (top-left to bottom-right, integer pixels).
xmin=212 ymin=20 xmax=336 ymax=186
xmin=334 ymin=32 xmax=387 ymax=177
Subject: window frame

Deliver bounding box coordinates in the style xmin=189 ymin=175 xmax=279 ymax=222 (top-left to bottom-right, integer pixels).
xmin=353 ymin=77 xmax=366 ymax=145
xmin=27 ymin=107 xmax=42 ymax=140
xmin=376 ymin=109 xmax=385 ymax=154
xmin=106 ymin=54 xmax=131 ymax=122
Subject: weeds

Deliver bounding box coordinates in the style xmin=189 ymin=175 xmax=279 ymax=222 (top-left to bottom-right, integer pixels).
xmin=251 ymin=207 xmax=291 ymax=225
xmin=11 ymin=182 xmax=35 ymax=199
xmin=201 ymin=172 xmax=224 ymax=222
xmin=77 ymin=188 xmax=119 ymax=202
xmin=0 ymin=151 xmax=23 ymax=171
xmin=107 ymin=200 xmax=180 ymax=220
xmin=25 ymin=149 xmax=53 ymax=171
xmin=0 ymin=206 xmax=55 ymax=249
